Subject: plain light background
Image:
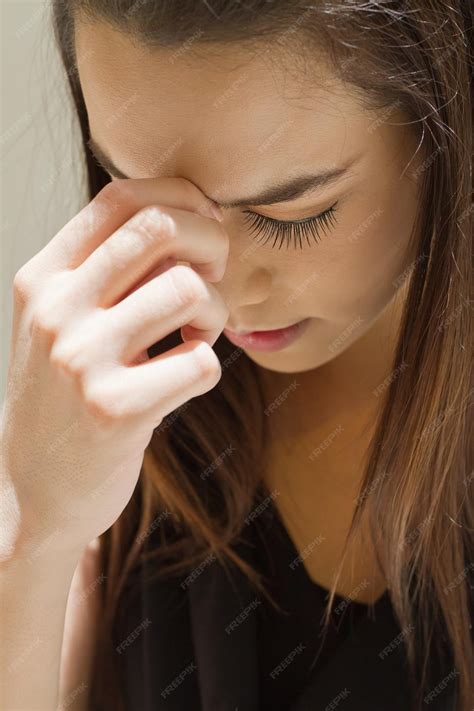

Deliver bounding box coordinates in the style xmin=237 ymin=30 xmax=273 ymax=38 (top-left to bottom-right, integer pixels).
xmin=1 ymin=0 xmax=86 ymax=402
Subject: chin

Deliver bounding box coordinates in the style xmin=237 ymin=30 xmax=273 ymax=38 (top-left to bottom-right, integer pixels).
xmin=242 ymin=343 xmax=332 ymax=374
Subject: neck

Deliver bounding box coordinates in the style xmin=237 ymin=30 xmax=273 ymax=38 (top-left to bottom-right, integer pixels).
xmin=255 ymin=285 xmax=409 ymax=602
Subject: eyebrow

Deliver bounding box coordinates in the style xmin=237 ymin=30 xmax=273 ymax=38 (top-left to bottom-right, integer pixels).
xmin=87 ymin=136 xmax=357 ymax=208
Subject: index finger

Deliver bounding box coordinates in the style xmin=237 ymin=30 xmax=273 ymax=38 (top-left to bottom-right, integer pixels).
xmin=36 ymin=176 xmax=223 ymax=272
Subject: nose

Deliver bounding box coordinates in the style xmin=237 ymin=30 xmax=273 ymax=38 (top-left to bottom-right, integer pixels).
xmin=215 ymin=263 xmax=273 ymax=320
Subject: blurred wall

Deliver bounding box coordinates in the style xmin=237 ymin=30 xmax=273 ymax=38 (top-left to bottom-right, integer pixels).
xmin=1 ymin=0 xmax=85 ymax=402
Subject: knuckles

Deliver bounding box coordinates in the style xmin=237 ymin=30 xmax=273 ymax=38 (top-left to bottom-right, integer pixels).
xmin=12 ymin=265 xmax=34 ymax=305
xmin=166 ymin=264 xmax=211 ymax=311
xmin=189 ymin=341 xmax=222 ymax=386
xmin=81 ymin=380 xmax=127 ymax=423
xmin=89 ymin=180 xmax=134 ymax=230
xmin=29 ymin=305 xmax=64 ymax=342
xmin=49 ymin=340 xmax=89 ymax=380
xmin=131 ymin=205 xmax=177 ymax=245
xmin=50 ymin=351 xmax=128 ymax=423
xmin=26 ymin=276 xmax=75 ymax=342
xmin=97 ymin=179 xmax=130 ymax=206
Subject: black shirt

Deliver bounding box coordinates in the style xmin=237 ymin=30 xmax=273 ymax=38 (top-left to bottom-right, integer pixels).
xmin=254 ymin=498 xmax=376 ymax=710
xmin=116 ymin=489 xmax=458 ymax=710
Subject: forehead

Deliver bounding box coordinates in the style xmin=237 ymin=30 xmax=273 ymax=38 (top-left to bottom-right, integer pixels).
xmin=74 ymin=17 xmax=367 ymax=194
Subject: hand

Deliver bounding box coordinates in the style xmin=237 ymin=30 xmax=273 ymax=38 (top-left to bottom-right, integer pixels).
xmin=1 ymin=177 xmax=229 ymax=556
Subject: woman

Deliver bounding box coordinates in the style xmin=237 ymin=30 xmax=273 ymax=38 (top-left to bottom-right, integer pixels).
xmin=1 ymin=1 xmax=472 ymax=710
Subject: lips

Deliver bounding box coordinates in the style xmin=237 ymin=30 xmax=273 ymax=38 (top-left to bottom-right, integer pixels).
xmin=223 ymin=318 xmax=311 ymax=353
xmin=227 ymin=319 xmax=304 ymax=334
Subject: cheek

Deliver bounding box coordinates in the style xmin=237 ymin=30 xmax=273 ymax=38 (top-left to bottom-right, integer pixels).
xmin=288 ymin=186 xmax=419 ymax=320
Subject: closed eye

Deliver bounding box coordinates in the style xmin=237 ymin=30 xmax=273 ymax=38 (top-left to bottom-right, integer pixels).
xmin=241 ymin=201 xmax=339 ymax=250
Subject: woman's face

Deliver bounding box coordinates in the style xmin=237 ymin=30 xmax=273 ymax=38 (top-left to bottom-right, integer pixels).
xmin=74 ymin=17 xmax=423 ymax=375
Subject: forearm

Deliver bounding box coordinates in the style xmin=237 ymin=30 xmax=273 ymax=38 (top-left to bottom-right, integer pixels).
xmin=0 ymin=545 xmax=83 ymax=710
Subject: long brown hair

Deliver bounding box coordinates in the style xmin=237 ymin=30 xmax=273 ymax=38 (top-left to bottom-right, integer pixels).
xmin=50 ymin=1 xmax=473 ymax=709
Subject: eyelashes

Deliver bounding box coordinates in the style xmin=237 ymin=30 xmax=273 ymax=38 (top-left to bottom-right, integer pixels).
xmin=242 ymin=201 xmax=339 ymax=250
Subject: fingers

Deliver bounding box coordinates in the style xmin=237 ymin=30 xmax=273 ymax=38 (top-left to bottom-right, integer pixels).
xmin=74 ymin=264 xmax=229 ymax=366
xmin=70 ymin=203 xmax=229 ymax=309
xmin=22 ymin=177 xmax=222 ymax=277
xmin=80 ymin=339 xmax=222 ymax=422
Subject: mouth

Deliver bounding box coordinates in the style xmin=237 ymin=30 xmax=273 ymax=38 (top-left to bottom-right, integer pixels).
xmin=223 ymin=318 xmax=311 ymax=353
